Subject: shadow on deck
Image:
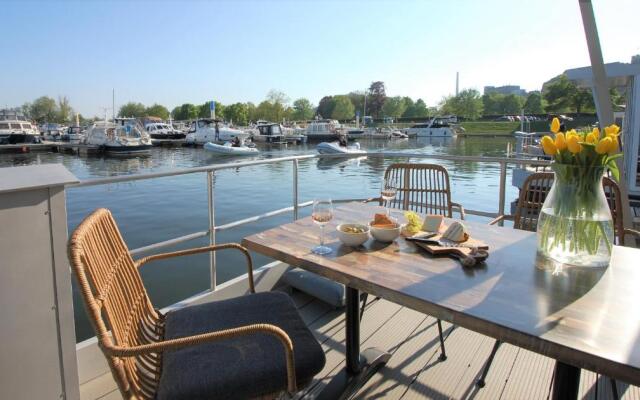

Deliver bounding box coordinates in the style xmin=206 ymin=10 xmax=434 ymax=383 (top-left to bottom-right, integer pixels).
xmin=80 ymin=290 xmax=639 ymax=400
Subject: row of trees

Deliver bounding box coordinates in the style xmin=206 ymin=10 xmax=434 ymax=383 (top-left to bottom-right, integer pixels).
xmin=22 ymin=74 xmax=622 ymax=126
xmin=20 ymin=96 xmax=76 ymax=124
xmin=439 ymin=74 xmax=624 ymax=120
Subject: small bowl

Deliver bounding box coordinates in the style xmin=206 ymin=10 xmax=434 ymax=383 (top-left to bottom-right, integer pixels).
xmin=336 ymin=224 xmax=370 ymax=247
xmin=369 ymin=222 xmax=402 ymax=243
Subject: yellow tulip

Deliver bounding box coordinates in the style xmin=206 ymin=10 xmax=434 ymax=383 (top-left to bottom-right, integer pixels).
xmin=550 ymin=117 xmax=561 ymax=134
xmin=541 ymin=135 xmax=557 ymax=155
xmin=554 ymin=132 xmax=567 ymax=150
xmin=604 ymin=124 xmax=620 ymax=136
xmin=567 ymin=134 xmax=582 ymax=154
xmin=595 ymin=137 xmax=612 ymax=154
xmin=607 ymin=135 xmax=619 ymax=154
xmin=591 ymin=127 xmax=600 ymax=138
xmin=585 ymin=132 xmax=597 ymax=144
xmin=567 ymin=129 xmax=577 ymax=136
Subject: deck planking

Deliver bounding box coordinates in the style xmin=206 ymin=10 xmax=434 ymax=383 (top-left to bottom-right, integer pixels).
xmin=80 ymin=291 xmax=640 ymax=400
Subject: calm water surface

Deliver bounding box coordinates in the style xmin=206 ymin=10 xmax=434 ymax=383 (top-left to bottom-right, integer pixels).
xmin=0 ymin=136 xmax=517 ymax=341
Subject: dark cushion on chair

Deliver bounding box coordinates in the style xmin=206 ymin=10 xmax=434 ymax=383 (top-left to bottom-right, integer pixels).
xmin=156 ymin=291 xmax=325 ymax=400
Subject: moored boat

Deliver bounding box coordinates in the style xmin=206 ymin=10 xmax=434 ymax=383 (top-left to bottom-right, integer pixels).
xmin=185 ymin=119 xmax=250 ymax=145
xmin=305 ymin=119 xmax=342 ymax=141
xmin=406 ymin=117 xmax=456 ymax=138
xmin=84 ymin=121 xmax=152 ymax=155
xmin=0 ymin=109 xmax=40 ymax=144
xmin=145 ymin=122 xmax=186 ymax=140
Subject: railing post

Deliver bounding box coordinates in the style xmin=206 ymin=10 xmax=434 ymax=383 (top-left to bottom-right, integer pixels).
xmin=293 ymin=159 xmax=299 ymax=221
xmin=207 ymin=170 xmax=216 ymax=290
xmin=498 ymin=161 xmax=507 ymax=226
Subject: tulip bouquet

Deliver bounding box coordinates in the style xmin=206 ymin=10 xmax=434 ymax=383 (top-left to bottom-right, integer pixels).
xmin=536 ymin=118 xmax=622 ymax=267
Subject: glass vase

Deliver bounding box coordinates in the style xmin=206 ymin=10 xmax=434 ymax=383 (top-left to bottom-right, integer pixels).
xmin=536 ymin=164 xmax=614 ymax=268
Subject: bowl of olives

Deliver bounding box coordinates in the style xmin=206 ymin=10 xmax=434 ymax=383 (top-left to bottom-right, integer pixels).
xmin=336 ymin=223 xmax=370 ymax=247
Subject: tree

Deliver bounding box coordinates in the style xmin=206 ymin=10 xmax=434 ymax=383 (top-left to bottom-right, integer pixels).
xmin=317 ymin=96 xmax=334 ymax=119
xmin=173 ymin=103 xmax=198 ymax=120
xmin=199 ymin=101 xmax=224 ymax=119
xmin=55 ymin=96 xmax=73 ymax=123
xmin=118 ymin=102 xmax=146 ymax=118
xmin=410 ymin=99 xmax=429 ymax=118
xmin=501 ymin=94 xmax=524 ymax=114
xmin=543 ymin=74 xmax=574 ymax=113
xmin=523 ymin=92 xmax=544 ymax=114
xmin=266 ymin=90 xmax=290 ymax=107
xmin=330 ymin=95 xmax=355 ymax=120
xmin=382 ymin=96 xmax=408 ymax=119
xmin=145 ymin=103 xmax=170 ymax=120
xmin=347 ymin=91 xmax=366 ymax=117
xmin=246 ymin=102 xmax=257 ymax=122
xmin=482 ymin=93 xmax=505 ymax=115
xmin=292 ymin=98 xmax=314 ymax=121
xmin=225 ymin=103 xmax=249 ymax=125
xmin=571 ymin=88 xmax=595 ymax=113
xmin=400 ymin=97 xmax=414 ymax=117
xmin=21 ymin=102 xmax=32 ymax=119
xmin=367 ymin=81 xmax=386 ymax=118
xmin=29 ymin=96 xmax=57 ymax=123
xmin=439 ymin=89 xmax=483 ymax=120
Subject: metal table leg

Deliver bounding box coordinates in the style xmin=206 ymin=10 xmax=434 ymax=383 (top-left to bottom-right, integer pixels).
xmin=317 ymin=287 xmax=391 ymax=400
xmin=551 ymin=361 xmax=581 ymax=400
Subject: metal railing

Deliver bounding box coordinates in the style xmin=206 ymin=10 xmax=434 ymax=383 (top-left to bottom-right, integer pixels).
xmin=68 ymin=152 xmax=550 ymax=291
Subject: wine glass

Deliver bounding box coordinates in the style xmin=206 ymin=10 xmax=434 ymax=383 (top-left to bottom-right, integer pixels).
xmin=380 ymin=177 xmax=397 ymax=216
xmin=312 ymin=199 xmax=333 ymax=255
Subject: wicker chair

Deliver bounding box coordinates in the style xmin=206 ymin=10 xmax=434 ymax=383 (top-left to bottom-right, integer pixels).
xmin=477 ymin=173 xmax=640 ymax=391
xmin=363 ymin=163 xmax=464 ymax=361
xmin=69 ymin=208 xmax=325 ymax=400
xmin=382 ymin=163 xmax=465 ymax=219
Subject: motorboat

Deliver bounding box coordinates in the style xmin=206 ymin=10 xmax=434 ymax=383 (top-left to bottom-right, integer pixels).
xmin=250 ymin=122 xmax=286 ymax=143
xmin=41 ymin=123 xmax=66 ymax=141
xmin=305 ymin=119 xmax=342 ymax=141
xmin=204 ymin=141 xmax=259 ymax=156
xmin=316 ymin=141 xmax=366 ymax=155
xmin=145 ymin=122 xmax=186 ymax=140
xmin=61 ymin=126 xmax=84 ymax=142
xmin=0 ymin=109 xmax=40 ymax=144
xmin=84 ymin=121 xmax=152 ymax=155
xmin=185 ymin=119 xmax=250 ymax=145
xmin=406 ymin=117 xmax=456 ymax=138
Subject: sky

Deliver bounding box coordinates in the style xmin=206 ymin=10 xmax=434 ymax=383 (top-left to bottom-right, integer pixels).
xmin=1 ymin=0 xmax=639 ymax=117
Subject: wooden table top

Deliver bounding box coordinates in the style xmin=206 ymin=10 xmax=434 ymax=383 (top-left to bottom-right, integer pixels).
xmin=242 ymin=202 xmax=640 ymax=385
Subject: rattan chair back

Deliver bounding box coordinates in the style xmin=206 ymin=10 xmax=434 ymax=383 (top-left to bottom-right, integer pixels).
xmin=69 ymin=208 xmax=162 ymax=399
xmin=383 ymin=163 xmax=453 ymax=217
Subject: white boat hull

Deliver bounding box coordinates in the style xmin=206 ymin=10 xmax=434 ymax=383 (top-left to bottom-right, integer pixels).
xmin=204 ymin=142 xmax=259 ymax=156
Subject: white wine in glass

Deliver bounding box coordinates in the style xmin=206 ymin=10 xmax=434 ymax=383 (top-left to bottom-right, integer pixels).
xmin=312 ymin=199 xmax=333 ymax=255
xmin=380 ymin=178 xmax=397 ymax=216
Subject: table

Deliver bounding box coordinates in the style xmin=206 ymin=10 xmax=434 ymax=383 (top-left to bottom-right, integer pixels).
xmin=242 ymin=202 xmax=640 ymax=399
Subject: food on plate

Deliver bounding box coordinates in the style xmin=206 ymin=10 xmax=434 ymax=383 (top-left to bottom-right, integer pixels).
xmin=422 ymin=214 xmax=444 ymax=232
xmin=403 ymin=211 xmax=423 ymax=235
xmin=371 ymin=213 xmax=397 ymax=228
xmin=442 ymin=221 xmax=469 ymax=242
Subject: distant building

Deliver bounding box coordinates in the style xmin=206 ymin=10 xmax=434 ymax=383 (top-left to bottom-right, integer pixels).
xmin=483 ymin=85 xmax=527 ymax=96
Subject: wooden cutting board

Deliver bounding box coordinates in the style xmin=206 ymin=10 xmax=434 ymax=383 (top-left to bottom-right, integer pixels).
xmin=410 ymin=233 xmax=490 ymax=267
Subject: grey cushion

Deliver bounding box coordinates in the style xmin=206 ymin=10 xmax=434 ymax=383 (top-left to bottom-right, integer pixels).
xmin=156 ymin=292 xmax=325 ymax=400
xmin=283 ymin=268 xmax=346 ymax=307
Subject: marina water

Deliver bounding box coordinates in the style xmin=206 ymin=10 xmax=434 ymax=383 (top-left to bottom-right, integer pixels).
xmin=0 ymin=136 xmax=516 ymax=341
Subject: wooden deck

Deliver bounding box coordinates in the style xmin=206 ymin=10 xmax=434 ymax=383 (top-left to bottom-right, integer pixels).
xmin=80 ymin=290 xmax=640 ymax=400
